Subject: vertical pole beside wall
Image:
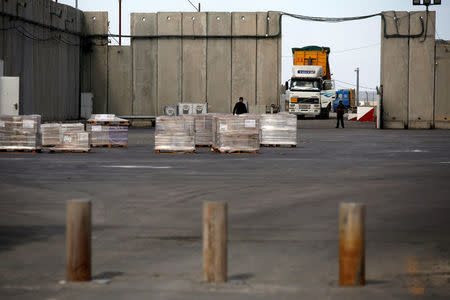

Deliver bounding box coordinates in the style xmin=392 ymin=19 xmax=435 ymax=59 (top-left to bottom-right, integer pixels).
xmin=66 ymin=199 xmax=91 ymax=281
xmin=339 ymin=203 xmax=365 ymax=286
xmin=203 ymin=202 xmax=227 ymax=283
xmin=355 ymin=67 xmax=360 ymax=107
xmin=119 ymin=0 xmax=122 ymax=45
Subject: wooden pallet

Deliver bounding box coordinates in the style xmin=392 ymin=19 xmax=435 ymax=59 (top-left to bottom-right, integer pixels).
xmin=88 ymin=121 xmax=129 ymax=126
xmin=155 ymin=149 xmax=195 ymax=154
xmin=218 ymin=150 xmax=259 ymax=154
xmin=91 ymin=144 xmax=128 ymax=148
xmin=0 ymin=148 xmax=41 ymax=153
xmin=261 ymin=144 xmax=297 ymax=148
xmin=48 ymin=148 xmax=90 ymax=153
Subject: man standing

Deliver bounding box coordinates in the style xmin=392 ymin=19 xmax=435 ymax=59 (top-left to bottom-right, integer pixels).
xmin=336 ymin=100 xmax=345 ymax=128
xmin=233 ymin=97 xmax=248 ymax=115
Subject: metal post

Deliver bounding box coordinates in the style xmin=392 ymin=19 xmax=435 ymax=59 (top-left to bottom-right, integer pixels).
xmin=198 ymin=3 xmax=201 ymax=12
xmin=203 ymin=202 xmax=227 ymax=283
xmin=339 ymin=203 xmax=365 ymax=286
xmin=119 ymin=0 xmax=122 ymax=45
xmin=75 ymin=0 xmax=78 ymax=9
xmin=355 ymin=67 xmax=359 ymax=107
xmin=66 ymin=199 xmax=91 ymax=281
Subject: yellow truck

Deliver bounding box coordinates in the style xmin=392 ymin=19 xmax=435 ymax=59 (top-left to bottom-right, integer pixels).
xmin=287 ymin=46 xmax=335 ymax=118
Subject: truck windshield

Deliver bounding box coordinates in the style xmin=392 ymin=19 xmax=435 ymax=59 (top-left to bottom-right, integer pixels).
xmin=291 ymin=80 xmax=320 ymax=90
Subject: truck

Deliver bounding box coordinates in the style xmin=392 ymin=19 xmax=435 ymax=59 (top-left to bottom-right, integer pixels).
xmin=287 ymin=46 xmax=335 ymax=118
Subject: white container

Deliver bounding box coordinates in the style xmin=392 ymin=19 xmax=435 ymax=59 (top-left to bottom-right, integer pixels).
xmin=178 ymin=103 xmax=193 ymax=115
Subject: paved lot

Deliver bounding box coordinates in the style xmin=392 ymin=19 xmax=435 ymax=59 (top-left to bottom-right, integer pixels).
xmin=0 ymin=119 xmax=449 ymax=299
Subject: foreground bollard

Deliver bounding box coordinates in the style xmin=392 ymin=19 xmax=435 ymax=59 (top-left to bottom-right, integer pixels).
xmin=203 ymin=202 xmax=227 ymax=283
xmin=339 ymin=203 xmax=365 ymax=286
xmin=66 ymin=199 xmax=91 ymax=281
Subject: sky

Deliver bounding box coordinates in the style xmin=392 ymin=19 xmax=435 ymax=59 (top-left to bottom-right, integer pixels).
xmin=59 ymin=0 xmax=450 ymax=91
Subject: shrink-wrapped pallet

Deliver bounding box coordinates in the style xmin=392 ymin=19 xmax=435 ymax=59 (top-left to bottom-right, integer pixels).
xmin=86 ymin=124 xmax=109 ymax=146
xmin=155 ymin=116 xmax=195 ymax=152
xmin=193 ymin=114 xmax=213 ymax=146
xmin=59 ymin=132 xmax=90 ymax=151
xmin=41 ymin=123 xmax=85 ymax=147
xmin=87 ymin=115 xmax=129 ymax=147
xmin=0 ymin=115 xmax=41 ymax=150
xmin=213 ymin=115 xmax=260 ymax=153
xmin=260 ymin=113 xmax=297 ymax=146
xmin=41 ymin=123 xmax=61 ymax=146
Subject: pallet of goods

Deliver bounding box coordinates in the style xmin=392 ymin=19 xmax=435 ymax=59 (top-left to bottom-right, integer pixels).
xmin=212 ymin=115 xmax=260 ymax=154
xmin=154 ymin=116 xmax=195 ymax=153
xmin=193 ymin=114 xmax=214 ymax=147
xmin=86 ymin=114 xmax=129 ymax=148
xmin=260 ymin=113 xmax=297 ymax=147
xmin=0 ymin=115 xmax=41 ymax=152
xmin=42 ymin=123 xmax=90 ymax=153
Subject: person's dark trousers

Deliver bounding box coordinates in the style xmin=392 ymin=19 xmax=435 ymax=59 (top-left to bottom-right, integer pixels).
xmin=336 ymin=115 xmax=345 ymax=128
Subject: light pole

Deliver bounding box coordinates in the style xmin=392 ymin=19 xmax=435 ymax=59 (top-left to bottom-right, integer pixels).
xmin=355 ymin=67 xmax=359 ymax=107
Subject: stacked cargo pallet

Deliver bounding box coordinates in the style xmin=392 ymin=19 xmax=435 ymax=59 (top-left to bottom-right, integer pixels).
xmin=260 ymin=113 xmax=297 ymax=147
xmin=0 ymin=115 xmax=41 ymax=152
xmin=86 ymin=114 xmax=129 ymax=148
xmin=41 ymin=123 xmax=90 ymax=152
xmin=193 ymin=114 xmax=214 ymax=147
xmin=154 ymin=116 xmax=195 ymax=153
xmin=212 ymin=115 xmax=260 ymax=153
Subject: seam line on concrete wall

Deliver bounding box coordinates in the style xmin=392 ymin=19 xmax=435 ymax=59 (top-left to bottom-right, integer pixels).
xmin=406 ymin=12 xmax=410 ymax=129
xmin=181 ymin=13 xmax=184 ymax=103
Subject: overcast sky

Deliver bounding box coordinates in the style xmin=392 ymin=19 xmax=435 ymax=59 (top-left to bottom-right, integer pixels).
xmin=59 ymin=0 xmax=450 ymax=91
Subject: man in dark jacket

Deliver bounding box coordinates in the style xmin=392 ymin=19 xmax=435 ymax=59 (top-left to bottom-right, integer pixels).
xmin=336 ymin=100 xmax=346 ymax=128
xmin=233 ymin=97 xmax=248 ymax=115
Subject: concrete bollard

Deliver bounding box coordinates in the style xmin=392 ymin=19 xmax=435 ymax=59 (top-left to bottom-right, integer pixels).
xmin=66 ymin=199 xmax=91 ymax=281
xmin=339 ymin=203 xmax=365 ymax=286
xmin=203 ymin=202 xmax=227 ymax=283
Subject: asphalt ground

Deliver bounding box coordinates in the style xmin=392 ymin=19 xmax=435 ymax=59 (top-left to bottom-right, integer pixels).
xmin=0 ymin=119 xmax=449 ymax=299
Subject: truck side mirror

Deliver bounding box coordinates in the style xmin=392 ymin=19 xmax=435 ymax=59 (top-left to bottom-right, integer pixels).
xmin=285 ymin=81 xmax=289 ymax=90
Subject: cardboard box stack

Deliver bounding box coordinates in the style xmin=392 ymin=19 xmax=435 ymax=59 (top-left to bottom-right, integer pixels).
xmin=155 ymin=116 xmax=195 ymax=152
xmin=0 ymin=115 xmax=41 ymax=151
xmin=213 ymin=115 xmax=260 ymax=153
xmin=260 ymin=113 xmax=297 ymax=146
xmin=86 ymin=114 xmax=129 ymax=147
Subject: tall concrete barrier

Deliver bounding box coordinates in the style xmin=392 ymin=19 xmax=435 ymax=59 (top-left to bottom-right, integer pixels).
xmin=182 ymin=12 xmax=207 ymax=103
xmin=131 ymin=13 xmax=158 ymax=116
xmin=408 ymin=11 xmax=435 ymax=129
xmin=0 ymin=0 xmax=81 ymax=121
xmin=206 ymin=12 xmax=232 ymax=113
xmin=82 ymin=11 xmax=108 ymax=115
xmin=380 ymin=11 xmax=410 ymax=129
xmin=108 ymin=46 xmax=132 ymax=115
xmin=380 ymin=10 xmax=450 ymax=130
xmin=126 ymin=11 xmax=281 ymax=117
xmin=434 ymin=41 xmax=450 ymax=129
xmin=231 ymin=12 xmax=257 ymax=111
xmin=157 ymin=12 xmax=182 ymax=115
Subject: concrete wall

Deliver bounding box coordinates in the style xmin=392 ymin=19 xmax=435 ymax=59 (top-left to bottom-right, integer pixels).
xmin=107 ymin=46 xmax=132 ymax=115
xmin=434 ymin=41 xmax=450 ymax=129
xmin=0 ymin=0 xmax=82 ymax=121
xmin=123 ymin=11 xmax=281 ymax=116
xmin=408 ymin=11 xmax=435 ymax=129
xmin=380 ymin=10 xmax=449 ymax=129
xmin=82 ymin=11 xmax=108 ymax=115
